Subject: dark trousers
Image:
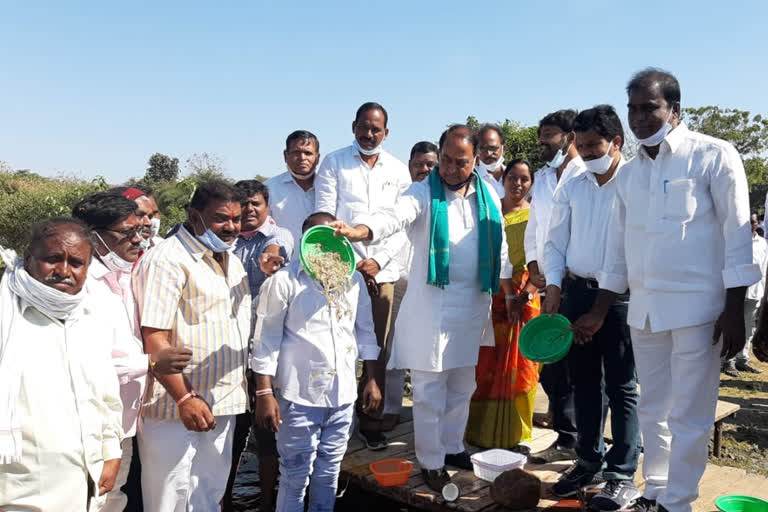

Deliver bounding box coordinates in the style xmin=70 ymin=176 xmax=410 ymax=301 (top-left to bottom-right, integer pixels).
xmin=122 ymin=436 xmax=143 ymax=512
xmin=561 ymin=276 xmax=640 ymax=480
xmin=539 ymin=355 xmax=578 ymax=449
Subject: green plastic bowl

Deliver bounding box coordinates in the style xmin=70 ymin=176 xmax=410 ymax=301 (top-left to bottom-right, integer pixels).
xmin=716 ymin=495 xmax=768 ymax=512
xmin=300 ymin=225 xmax=355 ymax=281
xmin=519 ymin=314 xmax=574 ymax=363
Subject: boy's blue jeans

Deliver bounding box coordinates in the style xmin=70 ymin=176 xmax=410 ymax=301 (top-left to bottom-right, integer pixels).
xmin=275 ymin=397 xmax=354 ymax=512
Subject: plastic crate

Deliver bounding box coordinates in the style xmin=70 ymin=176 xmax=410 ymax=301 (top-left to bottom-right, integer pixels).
xmin=470 ymin=449 xmax=527 ymax=482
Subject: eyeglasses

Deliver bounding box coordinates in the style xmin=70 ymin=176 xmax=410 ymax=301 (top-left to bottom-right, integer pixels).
xmin=102 ymin=227 xmax=145 ymax=240
xmin=478 ymin=145 xmax=501 ymax=154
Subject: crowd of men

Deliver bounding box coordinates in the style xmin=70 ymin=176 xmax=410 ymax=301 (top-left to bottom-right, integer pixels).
xmin=1 ymin=67 xmax=767 ymax=512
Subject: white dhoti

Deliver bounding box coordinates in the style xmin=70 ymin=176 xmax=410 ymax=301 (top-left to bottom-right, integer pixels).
xmin=138 ymin=415 xmax=234 ymax=512
xmin=630 ymin=321 xmax=720 ymax=512
xmin=411 ymin=367 xmax=476 ymax=470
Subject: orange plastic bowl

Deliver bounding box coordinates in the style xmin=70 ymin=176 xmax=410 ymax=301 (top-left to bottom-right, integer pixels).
xmin=370 ymin=458 xmax=413 ymax=487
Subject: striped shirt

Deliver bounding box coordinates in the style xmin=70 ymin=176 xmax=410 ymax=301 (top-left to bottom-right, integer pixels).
xmin=132 ymin=224 xmax=251 ymax=420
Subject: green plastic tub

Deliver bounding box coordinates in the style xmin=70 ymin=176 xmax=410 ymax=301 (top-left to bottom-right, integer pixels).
xmin=519 ymin=314 xmax=574 ymax=363
xmin=299 ymin=225 xmax=355 ymax=281
xmin=715 ymin=495 xmax=768 ymax=512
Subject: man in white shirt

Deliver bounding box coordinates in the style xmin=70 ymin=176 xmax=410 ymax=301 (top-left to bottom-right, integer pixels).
xmin=542 ymin=106 xmax=641 ymax=510
xmin=265 ymin=130 xmax=320 ymax=245
xmin=382 ymin=141 xmax=439 ymax=430
xmin=73 ymin=193 xmax=192 ymax=512
xmin=597 ymin=69 xmax=760 ymax=512
xmin=251 ymin=211 xmax=381 ymax=512
xmin=315 ymin=102 xmax=411 ymax=449
xmin=331 ymin=125 xmax=515 ymax=492
xmin=722 ymin=214 xmax=767 ymax=376
xmin=475 ymin=124 xmax=506 ymax=197
xmin=0 ymin=218 xmax=123 ymax=512
xmin=525 ymin=109 xmax=585 ymax=464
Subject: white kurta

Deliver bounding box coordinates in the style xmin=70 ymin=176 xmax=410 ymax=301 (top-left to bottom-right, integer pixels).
xmin=0 ymin=297 xmax=123 ymax=512
xmin=359 ymin=177 xmax=513 ymax=372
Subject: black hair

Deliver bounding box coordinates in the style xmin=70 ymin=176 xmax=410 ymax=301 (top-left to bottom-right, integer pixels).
xmin=626 ymin=67 xmax=681 ymax=108
xmin=26 ymin=217 xmax=92 ymax=256
xmin=109 ymin=186 xmax=129 ymax=195
xmin=502 ymin=158 xmax=534 ymax=182
xmin=538 ymin=109 xmax=578 ymax=136
xmin=409 ymin=141 xmax=439 ymax=160
xmin=301 ymin=211 xmax=337 ymax=233
xmin=438 ymin=124 xmax=479 ymax=155
xmin=478 ymin=124 xmax=505 ymax=146
xmin=234 ymin=179 xmax=269 ymax=205
xmin=72 ymin=192 xmax=139 ymax=230
xmin=355 ymin=102 xmax=389 ymax=127
xmin=285 ymin=130 xmax=319 ymax=153
xmin=189 ymin=180 xmax=246 ymax=211
xmin=573 ymin=105 xmax=625 ymax=149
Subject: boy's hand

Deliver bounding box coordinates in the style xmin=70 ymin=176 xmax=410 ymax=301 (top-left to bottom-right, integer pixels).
xmin=361 ymin=377 xmax=382 ymax=415
xmin=254 ymin=394 xmax=282 ymax=433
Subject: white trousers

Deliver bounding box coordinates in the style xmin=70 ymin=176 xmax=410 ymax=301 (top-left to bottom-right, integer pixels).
xmin=383 ymin=278 xmax=408 ymax=415
xmin=411 ymin=367 xmax=476 ymax=470
xmin=90 ymin=437 xmax=133 ymax=512
xmin=138 ymin=415 xmax=234 ymax=512
xmin=630 ymin=322 xmax=720 ymax=512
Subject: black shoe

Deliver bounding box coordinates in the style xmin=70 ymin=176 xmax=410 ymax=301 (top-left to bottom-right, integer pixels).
xmin=421 ymin=467 xmax=451 ymax=493
xmin=551 ymin=464 xmax=604 ymax=497
xmin=736 ymin=362 xmax=763 ymax=374
xmin=358 ymin=429 xmax=388 ymax=451
xmin=629 ymin=497 xmax=657 ymax=512
xmin=529 ymin=442 xmax=577 ymax=464
xmin=590 ymin=479 xmax=642 ymax=511
xmin=444 ymin=450 xmax=472 ymax=470
xmin=722 ymin=362 xmax=740 ymax=378
xmin=510 ymin=444 xmax=531 ymax=456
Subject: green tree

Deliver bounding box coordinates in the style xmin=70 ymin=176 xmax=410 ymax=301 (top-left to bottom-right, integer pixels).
xmin=185 ymin=152 xmax=227 ymax=182
xmin=145 ymin=153 xmax=180 ymax=183
xmin=683 ymin=106 xmax=768 ymax=209
xmin=466 ymin=116 xmax=543 ymax=171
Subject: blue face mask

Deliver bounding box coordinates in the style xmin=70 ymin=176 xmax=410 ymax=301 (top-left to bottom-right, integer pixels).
xmin=192 ymin=213 xmax=233 ymax=253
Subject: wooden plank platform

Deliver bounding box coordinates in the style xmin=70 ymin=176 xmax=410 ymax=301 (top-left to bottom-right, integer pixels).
xmin=339 ymin=404 xmax=767 ymax=512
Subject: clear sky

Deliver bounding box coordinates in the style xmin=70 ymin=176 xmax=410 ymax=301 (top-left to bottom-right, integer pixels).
xmin=1 ymin=1 xmax=767 ymax=183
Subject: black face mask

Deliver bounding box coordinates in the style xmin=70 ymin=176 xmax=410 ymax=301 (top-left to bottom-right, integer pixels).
xmin=442 ymin=173 xmax=473 ymax=191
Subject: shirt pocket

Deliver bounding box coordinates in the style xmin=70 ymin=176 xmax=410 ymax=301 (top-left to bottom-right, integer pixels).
xmin=662 ymin=178 xmax=697 ymax=223
xmin=306 ymin=360 xmax=333 ymax=403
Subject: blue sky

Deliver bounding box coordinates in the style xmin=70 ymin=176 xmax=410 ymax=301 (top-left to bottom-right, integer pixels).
xmin=1 ymin=1 xmax=767 ymax=183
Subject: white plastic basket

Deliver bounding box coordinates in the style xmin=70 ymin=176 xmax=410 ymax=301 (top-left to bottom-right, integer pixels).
xmin=469 ymin=449 xmax=527 ymax=482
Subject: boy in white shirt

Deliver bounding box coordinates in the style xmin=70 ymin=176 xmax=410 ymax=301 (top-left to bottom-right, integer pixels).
xmin=250 ymin=212 xmax=382 ymax=512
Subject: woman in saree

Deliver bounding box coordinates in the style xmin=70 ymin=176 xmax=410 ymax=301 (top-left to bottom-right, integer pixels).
xmin=466 ymin=158 xmax=541 ymax=454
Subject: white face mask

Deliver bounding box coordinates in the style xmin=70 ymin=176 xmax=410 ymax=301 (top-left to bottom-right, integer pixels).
xmin=636 ymin=109 xmax=675 ymax=147
xmin=150 ymin=217 xmax=161 ymax=238
xmin=547 ymin=139 xmax=569 ymax=169
xmin=583 ymin=143 xmax=616 ymax=175
xmin=287 ymin=164 xmax=314 ymax=181
xmin=478 ymin=154 xmax=505 ymax=174
xmin=94 ymin=232 xmax=134 ymax=272
xmin=353 ymin=139 xmax=382 ymax=156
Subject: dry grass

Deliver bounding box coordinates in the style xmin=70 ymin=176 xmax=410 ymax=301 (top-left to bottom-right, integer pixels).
xmin=712 ymin=354 xmax=768 ymax=476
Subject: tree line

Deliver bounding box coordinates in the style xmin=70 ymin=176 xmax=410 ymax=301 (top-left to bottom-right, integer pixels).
xmin=1 ymin=105 xmax=766 ymax=255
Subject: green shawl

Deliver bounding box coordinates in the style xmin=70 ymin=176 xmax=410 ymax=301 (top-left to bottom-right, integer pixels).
xmin=427 ymin=168 xmax=502 ymax=294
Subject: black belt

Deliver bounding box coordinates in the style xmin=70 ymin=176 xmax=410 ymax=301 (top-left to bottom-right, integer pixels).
xmin=566 ymin=272 xmax=600 ymax=289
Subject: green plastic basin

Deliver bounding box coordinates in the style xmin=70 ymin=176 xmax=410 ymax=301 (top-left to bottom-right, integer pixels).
xmin=519 ymin=314 xmax=574 ymax=363
xmin=299 ymin=225 xmax=355 ymax=281
xmin=716 ymin=496 xmax=768 ymax=512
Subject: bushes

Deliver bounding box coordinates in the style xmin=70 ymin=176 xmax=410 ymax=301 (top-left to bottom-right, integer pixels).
xmin=0 ymin=172 xmax=109 ymax=252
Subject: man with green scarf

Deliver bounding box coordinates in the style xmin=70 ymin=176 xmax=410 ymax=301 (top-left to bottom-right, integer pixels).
xmin=331 ymin=125 xmax=515 ymax=492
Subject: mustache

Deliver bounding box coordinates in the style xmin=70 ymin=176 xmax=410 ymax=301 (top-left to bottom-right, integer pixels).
xmin=44 ymin=274 xmax=75 ymax=286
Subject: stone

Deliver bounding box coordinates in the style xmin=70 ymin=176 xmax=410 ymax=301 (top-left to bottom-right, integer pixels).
xmin=489 ymin=468 xmax=541 ymax=510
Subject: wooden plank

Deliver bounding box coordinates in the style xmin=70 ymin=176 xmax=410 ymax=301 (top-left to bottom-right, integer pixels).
xmin=714 ymin=400 xmax=740 ymax=422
